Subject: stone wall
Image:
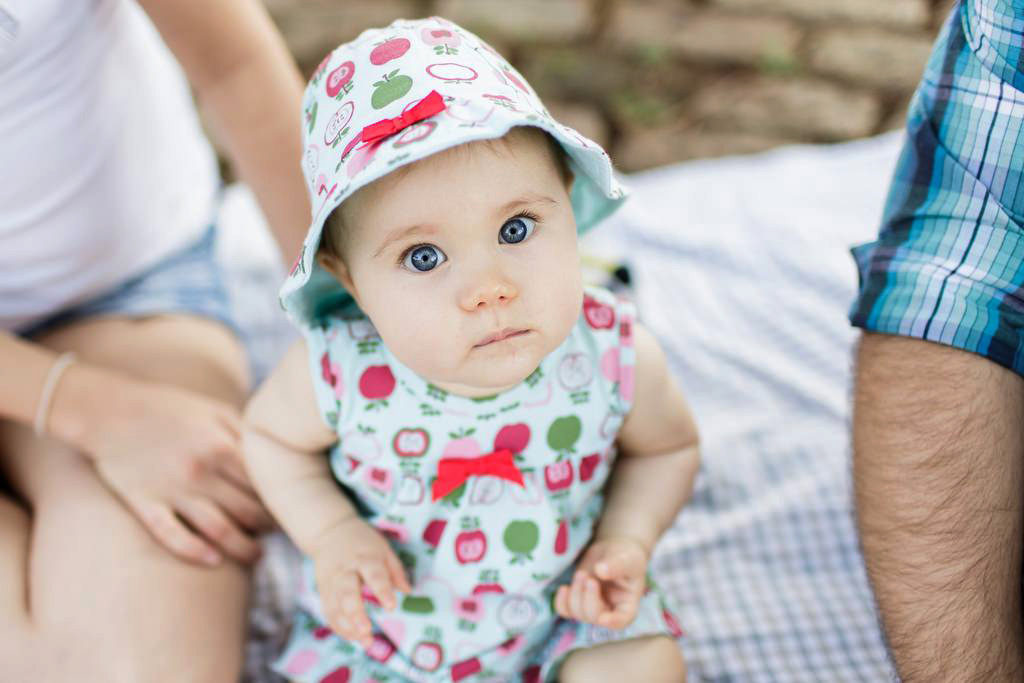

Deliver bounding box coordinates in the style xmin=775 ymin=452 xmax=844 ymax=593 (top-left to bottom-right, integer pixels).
xmin=265 ymin=0 xmax=953 ymax=171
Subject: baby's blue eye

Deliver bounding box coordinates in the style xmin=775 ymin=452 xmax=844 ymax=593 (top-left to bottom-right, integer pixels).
xmin=403 ymin=244 xmax=446 ymax=272
xmin=499 ymin=215 xmax=536 ymax=244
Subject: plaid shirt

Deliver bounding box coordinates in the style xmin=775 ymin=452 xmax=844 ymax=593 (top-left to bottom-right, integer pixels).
xmin=850 ymin=0 xmax=1024 ymax=374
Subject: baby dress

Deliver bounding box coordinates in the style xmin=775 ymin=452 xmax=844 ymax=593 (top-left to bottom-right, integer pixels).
xmin=274 ymin=285 xmax=684 ymax=683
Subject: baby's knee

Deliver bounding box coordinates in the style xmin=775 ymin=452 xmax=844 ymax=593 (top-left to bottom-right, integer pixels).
xmin=559 ymin=635 xmax=686 ymax=682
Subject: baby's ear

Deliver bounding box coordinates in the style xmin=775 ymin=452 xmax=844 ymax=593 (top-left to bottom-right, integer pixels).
xmin=317 ymin=251 xmax=359 ymax=300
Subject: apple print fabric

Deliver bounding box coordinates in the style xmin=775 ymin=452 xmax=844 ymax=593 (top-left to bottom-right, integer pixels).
xmin=274 ymin=286 xmax=685 ymax=682
xmin=280 ymin=16 xmax=628 ymax=328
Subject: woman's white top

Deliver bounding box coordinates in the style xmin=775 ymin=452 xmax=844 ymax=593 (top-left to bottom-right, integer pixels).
xmin=0 ymin=0 xmax=219 ymax=332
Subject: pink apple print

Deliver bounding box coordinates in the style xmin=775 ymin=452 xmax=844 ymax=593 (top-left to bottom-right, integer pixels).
xmin=364 ymin=466 xmax=394 ymax=495
xmin=453 ymin=595 xmax=485 ymax=622
xmin=283 ymin=648 xmax=318 ymax=675
xmin=472 ymin=582 xmax=505 ymax=596
xmin=393 ymin=427 xmax=429 ymax=457
xmin=422 ymin=518 xmax=447 ymax=548
xmin=313 ymin=626 xmax=333 ymax=640
xmin=365 ymin=633 xmax=396 ymax=662
xmin=324 ymin=101 xmax=354 ymax=146
xmin=370 ymin=37 xmax=410 ymax=65
xmin=554 ymin=518 xmax=569 ymax=555
xmin=340 ymin=427 xmax=381 ymax=461
xmin=580 ymin=452 xmax=601 ymax=482
xmin=663 ymin=606 xmax=684 ymax=637
xmin=412 ymin=641 xmax=444 ymax=671
xmin=619 ymin=315 xmax=634 ymax=347
xmin=425 ymin=62 xmax=478 ymax=84
xmin=522 ymin=665 xmax=542 ymax=683
xmin=454 ymin=529 xmax=487 ymax=564
xmin=544 ymin=461 xmax=574 ymax=492
xmin=498 ymin=634 xmax=524 ymax=654
xmin=359 ymin=365 xmax=395 ymax=407
xmin=393 ymin=120 xmax=438 ymax=148
xmin=321 ymin=666 xmax=351 ymax=683
xmin=421 ymin=26 xmax=461 ymax=55
xmin=583 ymin=296 xmax=615 ymax=329
xmin=325 ymin=60 xmax=355 ymax=98
xmin=502 ymin=67 xmax=531 ymax=95
xmin=558 ymin=352 xmax=593 ymax=390
xmin=493 ymin=423 xmax=530 ymax=454
xmin=443 ymin=434 xmax=481 ymax=459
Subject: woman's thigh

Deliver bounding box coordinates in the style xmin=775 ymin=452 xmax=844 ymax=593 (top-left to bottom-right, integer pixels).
xmin=0 ymin=314 xmax=252 ymax=682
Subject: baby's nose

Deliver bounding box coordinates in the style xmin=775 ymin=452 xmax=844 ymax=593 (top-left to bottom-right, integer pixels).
xmin=460 ymin=279 xmax=518 ymax=311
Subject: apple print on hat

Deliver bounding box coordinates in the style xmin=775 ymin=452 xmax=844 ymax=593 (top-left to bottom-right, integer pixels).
xmin=280 ymin=16 xmax=629 ymax=328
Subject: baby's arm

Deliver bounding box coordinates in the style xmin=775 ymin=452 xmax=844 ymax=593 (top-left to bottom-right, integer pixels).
xmin=242 ymin=339 xmax=351 ymax=552
xmin=593 ymin=323 xmax=700 ymax=551
xmin=556 ymin=323 xmax=700 ymax=628
xmin=243 ymin=340 xmax=411 ymax=646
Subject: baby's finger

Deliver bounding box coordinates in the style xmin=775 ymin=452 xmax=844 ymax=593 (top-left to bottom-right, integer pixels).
xmin=582 ymin=577 xmax=604 ymax=624
xmin=360 ymin=562 xmax=397 ymax=610
xmin=385 ymin=549 xmax=413 ymax=594
xmin=595 ymin=553 xmax=627 ymax=581
xmin=554 ymin=585 xmax=571 ymax=619
xmin=599 ymin=596 xmax=638 ymax=631
xmin=569 ymin=571 xmax=587 ymax=621
xmin=332 ymin=571 xmax=372 ymax=639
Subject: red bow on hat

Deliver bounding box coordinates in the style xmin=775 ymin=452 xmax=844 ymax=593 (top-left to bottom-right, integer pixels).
xmin=360 ymin=90 xmax=446 ymax=144
xmin=431 ymin=448 xmax=525 ymax=501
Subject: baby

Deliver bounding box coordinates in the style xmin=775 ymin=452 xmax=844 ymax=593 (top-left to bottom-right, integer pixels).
xmin=243 ymin=17 xmax=700 ymax=683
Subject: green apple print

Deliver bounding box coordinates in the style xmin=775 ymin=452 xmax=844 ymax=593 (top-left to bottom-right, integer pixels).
xmin=547 ymin=415 xmax=582 ymax=459
xmin=503 ymin=520 xmax=539 ymax=565
xmin=371 ymin=69 xmax=414 ymax=110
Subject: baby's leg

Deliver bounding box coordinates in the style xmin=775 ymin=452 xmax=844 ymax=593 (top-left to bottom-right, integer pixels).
xmin=559 ymin=635 xmax=686 ymax=683
xmin=0 ymin=315 xmax=250 ymax=682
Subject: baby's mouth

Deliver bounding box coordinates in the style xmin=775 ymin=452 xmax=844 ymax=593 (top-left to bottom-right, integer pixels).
xmin=474 ymin=328 xmax=530 ymax=348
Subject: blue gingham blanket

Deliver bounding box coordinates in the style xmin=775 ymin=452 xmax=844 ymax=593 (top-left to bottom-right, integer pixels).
xmin=223 ymin=132 xmax=905 ymax=682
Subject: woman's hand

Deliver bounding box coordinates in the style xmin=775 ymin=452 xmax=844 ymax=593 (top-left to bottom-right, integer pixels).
xmin=52 ymin=364 xmax=275 ymax=566
xmin=554 ymin=535 xmax=649 ymax=630
xmin=311 ymin=516 xmax=412 ymax=648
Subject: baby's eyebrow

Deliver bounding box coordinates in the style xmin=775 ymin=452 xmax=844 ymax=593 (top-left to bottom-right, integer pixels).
xmin=373 ymin=224 xmax=437 ymax=259
xmin=372 ymin=193 xmax=560 ymax=259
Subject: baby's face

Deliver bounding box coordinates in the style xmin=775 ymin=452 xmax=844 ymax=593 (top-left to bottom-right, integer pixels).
xmin=322 ymin=128 xmax=582 ymax=398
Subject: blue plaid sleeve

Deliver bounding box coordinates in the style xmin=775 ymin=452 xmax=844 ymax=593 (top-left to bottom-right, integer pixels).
xmin=849 ymin=0 xmax=1024 ymax=375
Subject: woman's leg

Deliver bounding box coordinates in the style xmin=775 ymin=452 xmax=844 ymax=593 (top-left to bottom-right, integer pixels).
xmin=559 ymin=634 xmax=686 ymax=683
xmin=0 ymin=314 xmax=252 ymax=683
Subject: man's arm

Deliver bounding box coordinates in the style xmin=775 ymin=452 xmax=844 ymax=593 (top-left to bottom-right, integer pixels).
xmin=853 ymin=332 xmax=1024 ymax=681
xmin=138 ymin=0 xmax=310 ymax=261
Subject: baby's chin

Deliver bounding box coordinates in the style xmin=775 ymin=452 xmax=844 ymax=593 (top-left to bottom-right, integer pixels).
xmin=420 ymin=351 xmax=545 ymax=398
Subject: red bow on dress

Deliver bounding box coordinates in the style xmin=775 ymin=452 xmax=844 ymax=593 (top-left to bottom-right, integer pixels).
xmin=360 ymin=90 xmax=446 ymax=144
xmin=431 ymin=448 xmax=525 ymax=501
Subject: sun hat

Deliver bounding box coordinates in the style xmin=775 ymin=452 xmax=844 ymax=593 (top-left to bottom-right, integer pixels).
xmin=280 ymin=16 xmax=628 ymax=326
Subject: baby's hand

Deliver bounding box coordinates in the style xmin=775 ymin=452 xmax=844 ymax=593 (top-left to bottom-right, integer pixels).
xmin=554 ymin=536 xmax=649 ymax=630
xmin=311 ymin=517 xmax=413 ymax=648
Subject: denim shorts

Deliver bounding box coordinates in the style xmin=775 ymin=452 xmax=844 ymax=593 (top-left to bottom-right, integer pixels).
xmin=19 ymin=225 xmax=239 ymax=340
